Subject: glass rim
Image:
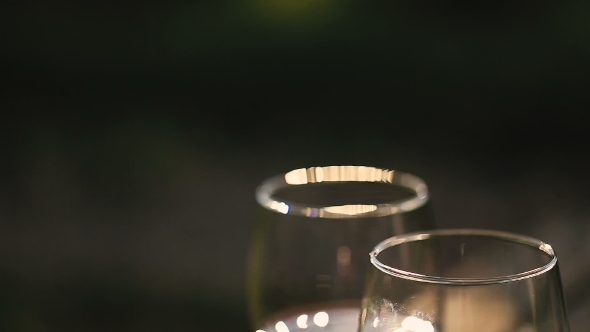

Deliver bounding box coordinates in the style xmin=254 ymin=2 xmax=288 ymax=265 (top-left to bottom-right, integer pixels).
xmin=370 ymin=228 xmax=558 ymax=285
xmin=255 ymin=165 xmax=429 ymax=219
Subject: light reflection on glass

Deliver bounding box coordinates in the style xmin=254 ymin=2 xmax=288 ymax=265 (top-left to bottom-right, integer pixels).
xmin=401 ymin=316 xmax=435 ymax=332
xmin=284 ymin=166 xmax=397 ymax=185
xmin=284 ymin=167 xmax=308 ymax=185
xmin=373 ymin=317 xmax=380 ymax=328
xmin=267 ymin=201 xmax=290 ymax=214
xmin=296 ymin=314 xmax=308 ymax=329
xmin=539 ymin=243 xmax=554 ymax=255
xmin=313 ymin=312 xmax=329 ymax=327
xmin=324 ymin=204 xmax=378 ymax=216
xmin=275 ymin=320 xmax=290 ymax=332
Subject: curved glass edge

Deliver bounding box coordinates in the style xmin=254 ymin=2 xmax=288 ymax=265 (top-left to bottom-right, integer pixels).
xmin=255 ymin=166 xmax=429 ymax=219
xmin=369 ymin=228 xmax=558 ymax=285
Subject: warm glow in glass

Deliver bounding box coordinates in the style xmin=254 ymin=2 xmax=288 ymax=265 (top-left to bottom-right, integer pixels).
xmin=360 ymin=229 xmax=570 ymax=332
xmin=247 ymin=166 xmax=436 ymax=332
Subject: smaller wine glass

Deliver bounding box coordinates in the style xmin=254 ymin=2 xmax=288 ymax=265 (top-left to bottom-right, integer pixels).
xmin=360 ymin=229 xmax=570 ymax=332
xmin=246 ymin=166 xmax=436 ymax=332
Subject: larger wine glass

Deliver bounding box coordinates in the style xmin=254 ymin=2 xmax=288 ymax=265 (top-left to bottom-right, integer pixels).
xmin=247 ymin=166 xmax=436 ymax=332
xmin=360 ymin=229 xmax=570 ymax=332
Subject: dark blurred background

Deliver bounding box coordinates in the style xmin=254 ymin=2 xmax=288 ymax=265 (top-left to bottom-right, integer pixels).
xmin=1 ymin=0 xmax=589 ymax=331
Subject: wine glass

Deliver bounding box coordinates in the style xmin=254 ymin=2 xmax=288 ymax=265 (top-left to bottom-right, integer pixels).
xmin=246 ymin=165 xmax=436 ymax=332
xmin=360 ymin=229 xmax=570 ymax=332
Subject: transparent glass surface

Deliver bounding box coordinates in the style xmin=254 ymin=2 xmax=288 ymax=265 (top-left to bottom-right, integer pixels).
xmin=360 ymin=229 xmax=570 ymax=332
xmin=247 ymin=166 xmax=436 ymax=332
